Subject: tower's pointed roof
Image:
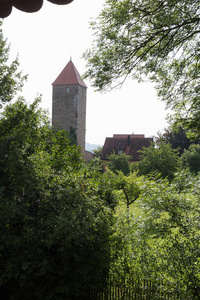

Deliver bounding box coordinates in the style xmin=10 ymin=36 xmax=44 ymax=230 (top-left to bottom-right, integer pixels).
xmin=52 ymin=60 xmax=87 ymax=87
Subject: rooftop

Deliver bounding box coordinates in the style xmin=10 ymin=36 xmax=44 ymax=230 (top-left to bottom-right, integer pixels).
xmin=101 ymin=134 xmax=153 ymax=161
xmin=52 ymin=60 xmax=87 ymax=88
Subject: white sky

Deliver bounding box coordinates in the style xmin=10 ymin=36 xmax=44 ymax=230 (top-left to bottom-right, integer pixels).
xmin=2 ymin=0 xmax=169 ymax=146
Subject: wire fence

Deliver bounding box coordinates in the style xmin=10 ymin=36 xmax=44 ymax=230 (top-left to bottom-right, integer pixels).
xmin=88 ymin=276 xmax=191 ymax=300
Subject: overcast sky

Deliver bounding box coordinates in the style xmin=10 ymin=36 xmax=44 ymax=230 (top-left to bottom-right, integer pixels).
xmin=2 ymin=0 xmax=169 ymax=146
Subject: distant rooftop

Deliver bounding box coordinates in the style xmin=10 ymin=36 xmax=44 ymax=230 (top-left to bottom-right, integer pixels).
xmin=101 ymin=134 xmax=153 ymax=161
xmin=52 ymin=60 xmax=87 ymax=88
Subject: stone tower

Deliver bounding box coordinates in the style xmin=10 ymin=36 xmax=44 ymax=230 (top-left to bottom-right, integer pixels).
xmin=52 ymin=60 xmax=87 ymax=154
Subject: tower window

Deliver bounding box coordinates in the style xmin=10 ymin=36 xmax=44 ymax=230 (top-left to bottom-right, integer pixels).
xmin=66 ymin=87 xmax=69 ymax=93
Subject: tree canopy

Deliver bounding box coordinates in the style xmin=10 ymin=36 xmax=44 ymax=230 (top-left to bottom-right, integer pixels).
xmin=181 ymin=144 xmax=200 ymax=174
xmin=0 ymin=98 xmax=116 ymax=300
xmin=0 ymin=21 xmax=27 ymax=108
xmin=131 ymin=142 xmax=179 ymax=181
xmin=83 ymin=0 xmax=200 ymax=137
xmin=108 ymin=152 xmax=131 ymax=176
xmin=156 ymin=127 xmax=200 ymax=155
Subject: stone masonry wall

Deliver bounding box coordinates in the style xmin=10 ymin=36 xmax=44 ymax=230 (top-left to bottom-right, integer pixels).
xmin=52 ymin=84 xmax=86 ymax=154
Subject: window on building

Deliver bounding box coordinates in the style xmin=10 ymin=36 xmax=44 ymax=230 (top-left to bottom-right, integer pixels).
xmin=118 ymin=149 xmax=124 ymax=155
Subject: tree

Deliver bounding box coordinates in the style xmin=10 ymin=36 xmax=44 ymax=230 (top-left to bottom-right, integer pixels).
xmin=83 ymin=0 xmax=200 ymax=137
xmin=109 ymin=172 xmax=200 ymax=298
xmin=0 ymin=98 xmax=116 ymax=300
xmin=108 ymin=152 xmax=131 ymax=176
xmin=93 ymin=145 xmax=103 ymax=158
xmin=140 ymin=174 xmax=200 ymax=299
xmin=110 ymin=171 xmax=142 ymax=209
xmin=0 ymin=21 xmax=27 ymax=108
xmin=181 ymin=144 xmax=200 ymax=175
xmin=131 ymin=142 xmax=179 ymax=181
xmin=156 ymin=127 xmax=200 ymax=155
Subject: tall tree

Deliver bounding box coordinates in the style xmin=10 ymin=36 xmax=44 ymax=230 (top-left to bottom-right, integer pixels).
xmin=0 ymin=98 xmax=116 ymax=300
xmin=156 ymin=127 xmax=199 ymax=155
xmin=83 ymin=0 xmax=200 ymax=137
xmin=0 ymin=21 xmax=26 ymax=108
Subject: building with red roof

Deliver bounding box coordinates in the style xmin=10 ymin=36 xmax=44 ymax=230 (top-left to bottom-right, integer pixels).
xmin=52 ymin=60 xmax=87 ymax=88
xmin=100 ymin=134 xmax=153 ymax=161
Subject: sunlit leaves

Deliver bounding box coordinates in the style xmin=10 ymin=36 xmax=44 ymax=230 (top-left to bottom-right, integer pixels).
xmin=131 ymin=142 xmax=179 ymax=181
xmin=0 ymin=21 xmax=27 ymax=107
xmin=110 ymin=171 xmax=200 ymax=297
xmin=181 ymin=144 xmax=200 ymax=174
xmin=83 ymin=0 xmax=200 ymax=135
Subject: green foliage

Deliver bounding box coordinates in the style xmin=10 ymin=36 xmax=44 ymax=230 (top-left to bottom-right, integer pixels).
xmin=131 ymin=142 xmax=179 ymax=181
xmin=108 ymin=152 xmax=131 ymax=176
xmin=1 ymin=97 xmax=200 ymax=298
xmin=110 ymin=172 xmax=200 ymax=298
xmin=156 ymin=127 xmax=199 ymax=155
xmin=0 ymin=96 xmax=49 ymax=197
xmin=0 ymin=21 xmax=27 ymax=107
xmin=107 ymin=170 xmax=142 ymax=209
xmin=181 ymin=144 xmax=200 ymax=175
xmin=85 ymin=157 xmax=103 ymax=175
xmin=68 ymin=126 xmax=77 ymax=146
xmin=140 ymin=175 xmax=200 ymax=298
xmin=83 ymin=0 xmax=200 ymax=136
xmin=93 ymin=145 xmax=103 ymax=158
xmin=0 ymin=98 xmax=116 ymax=300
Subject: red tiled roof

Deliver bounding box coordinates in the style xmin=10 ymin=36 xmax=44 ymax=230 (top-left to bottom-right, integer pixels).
xmin=0 ymin=0 xmax=73 ymax=18
xmin=52 ymin=60 xmax=87 ymax=88
xmin=101 ymin=134 xmax=153 ymax=161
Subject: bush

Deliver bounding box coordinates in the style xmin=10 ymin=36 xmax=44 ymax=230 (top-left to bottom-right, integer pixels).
xmin=181 ymin=144 xmax=200 ymax=174
xmin=131 ymin=142 xmax=179 ymax=181
xmin=108 ymin=152 xmax=131 ymax=176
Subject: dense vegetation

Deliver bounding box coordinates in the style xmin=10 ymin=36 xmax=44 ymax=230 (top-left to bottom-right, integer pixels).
xmin=105 ymin=144 xmax=200 ymax=299
xmin=1 ymin=99 xmax=199 ymax=298
xmin=0 ymin=17 xmax=200 ymax=299
xmin=0 ymin=23 xmax=115 ymax=299
xmin=0 ymin=98 xmax=117 ymax=300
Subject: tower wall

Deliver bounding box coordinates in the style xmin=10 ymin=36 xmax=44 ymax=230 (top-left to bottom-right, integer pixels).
xmin=52 ymin=83 xmax=86 ymax=154
xmin=76 ymin=85 xmax=87 ymax=154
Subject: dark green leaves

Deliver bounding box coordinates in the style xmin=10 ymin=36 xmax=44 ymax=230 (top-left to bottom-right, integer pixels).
xmin=0 ymin=98 xmax=116 ymax=299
